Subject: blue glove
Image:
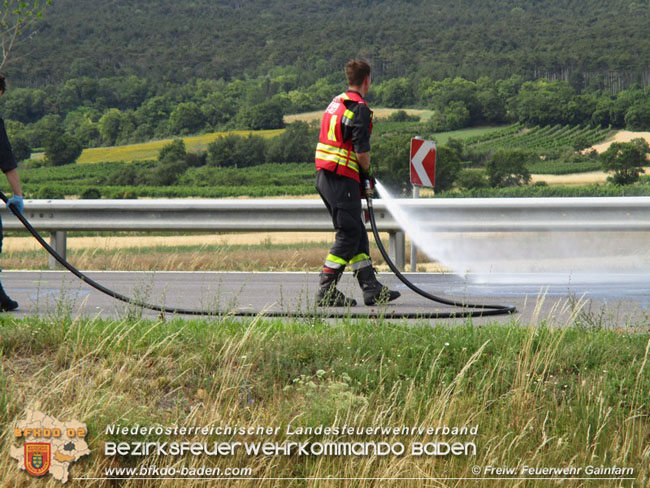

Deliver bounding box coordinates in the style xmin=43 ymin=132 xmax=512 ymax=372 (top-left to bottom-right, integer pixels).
xmin=7 ymin=195 xmax=24 ymax=214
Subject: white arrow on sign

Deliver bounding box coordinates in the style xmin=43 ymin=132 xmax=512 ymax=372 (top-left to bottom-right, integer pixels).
xmin=411 ymin=140 xmax=436 ymax=187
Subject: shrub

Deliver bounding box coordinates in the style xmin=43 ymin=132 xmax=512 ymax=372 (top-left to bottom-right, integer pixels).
xmin=456 ymin=169 xmax=489 ymax=190
xmin=386 ymin=110 xmax=420 ymax=122
xmin=38 ymin=186 xmax=66 ymax=199
xmin=80 ymin=187 xmax=101 ymax=199
xmin=44 ymin=134 xmax=83 ymax=166
xmin=486 ymin=149 xmax=532 ymax=187
xmin=600 ymin=138 xmax=650 ymax=185
xmin=433 ymin=145 xmax=462 ymax=192
xmin=207 ymin=134 xmax=266 ymax=167
xmin=10 ymin=135 xmax=31 ymax=162
xmin=158 ymin=139 xmax=186 ymax=162
xmin=236 ymin=99 xmax=284 ymax=130
xmin=372 ymin=134 xmax=412 ymax=194
xmin=265 ymin=121 xmax=315 ymax=163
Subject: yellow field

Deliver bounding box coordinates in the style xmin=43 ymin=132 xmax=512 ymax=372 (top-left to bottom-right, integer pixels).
xmin=589 ymin=130 xmax=650 ymax=153
xmin=76 ymin=129 xmax=284 ymax=164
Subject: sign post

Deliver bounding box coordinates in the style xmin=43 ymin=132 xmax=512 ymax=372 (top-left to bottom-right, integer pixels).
xmin=409 ymin=137 xmax=437 ymax=272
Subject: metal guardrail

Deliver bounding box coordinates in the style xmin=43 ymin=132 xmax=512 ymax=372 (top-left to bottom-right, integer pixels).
xmin=1 ymin=197 xmax=650 ymax=270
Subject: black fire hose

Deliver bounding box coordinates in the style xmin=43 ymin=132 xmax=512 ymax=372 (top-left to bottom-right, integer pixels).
xmin=0 ymin=192 xmax=516 ymax=319
xmin=365 ymin=196 xmax=516 ymax=317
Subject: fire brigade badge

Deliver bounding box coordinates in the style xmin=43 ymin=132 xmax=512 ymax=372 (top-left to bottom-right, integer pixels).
xmin=25 ymin=443 xmax=51 ymax=476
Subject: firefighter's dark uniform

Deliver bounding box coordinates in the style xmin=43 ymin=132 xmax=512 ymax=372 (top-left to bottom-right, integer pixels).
xmin=0 ymin=117 xmax=19 ymax=311
xmin=314 ymin=91 xmax=400 ymax=306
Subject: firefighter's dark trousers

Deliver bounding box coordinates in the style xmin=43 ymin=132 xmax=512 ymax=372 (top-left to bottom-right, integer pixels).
xmin=315 ymin=169 xmax=372 ymax=272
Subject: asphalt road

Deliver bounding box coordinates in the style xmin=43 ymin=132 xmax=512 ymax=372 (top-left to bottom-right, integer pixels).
xmin=1 ymin=270 xmax=648 ymax=326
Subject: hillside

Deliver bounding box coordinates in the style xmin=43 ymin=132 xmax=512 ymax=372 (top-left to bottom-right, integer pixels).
xmin=6 ymin=0 xmax=650 ymax=89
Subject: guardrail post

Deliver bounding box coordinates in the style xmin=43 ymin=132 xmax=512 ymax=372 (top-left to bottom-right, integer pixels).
xmin=49 ymin=231 xmax=67 ymax=270
xmin=410 ymin=186 xmax=419 ymax=272
xmin=388 ymin=231 xmax=405 ymax=271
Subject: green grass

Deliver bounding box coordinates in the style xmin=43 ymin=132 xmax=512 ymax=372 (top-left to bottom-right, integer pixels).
xmin=527 ymin=160 xmax=603 ymax=174
xmin=430 ymin=126 xmax=506 ymax=145
xmin=0 ymin=315 xmax=648 ymax=486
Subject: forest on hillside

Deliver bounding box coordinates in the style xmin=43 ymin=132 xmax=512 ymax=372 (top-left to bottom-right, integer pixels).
xmin=3 ymin=0 xmax=650 ymax=170
xmin=4 ymin=0 xmax=650 ymax=91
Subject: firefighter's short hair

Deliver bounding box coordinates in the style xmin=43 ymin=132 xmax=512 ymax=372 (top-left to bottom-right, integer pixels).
xmin=345 ymin=59 xmax=371 ymax=87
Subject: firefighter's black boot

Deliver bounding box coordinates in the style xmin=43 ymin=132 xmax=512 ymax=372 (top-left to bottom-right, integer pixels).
xmin=0 ymin=283 xmax=18 ymax=312
xmin=316 ymin=269 xmax=357 ymax=307
xmin=355 ymin=266 xmax=400 ymax=306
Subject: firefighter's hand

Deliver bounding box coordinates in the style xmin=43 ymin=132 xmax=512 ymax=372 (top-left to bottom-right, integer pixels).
xmin=7 ymin=195 xmax=23 ymax=214
xmin=361 ymin=171 xmax=375 ymax=198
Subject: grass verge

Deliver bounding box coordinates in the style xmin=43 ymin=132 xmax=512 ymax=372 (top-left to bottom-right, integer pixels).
xmin=0 ymin=239 xmax=436 ymax=272
xmin=0 ymin=314 xmax=648 ymax=486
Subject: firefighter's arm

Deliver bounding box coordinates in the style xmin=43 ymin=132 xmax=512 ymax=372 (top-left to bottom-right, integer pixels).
xmin=5 ymin=169 xmax=22 ymax=197
xmin=5 ymin=168 xmax=24 ymax=213
xmin=357 ymin=152 xmax=370 ymax=173
xmin=357 ymin=152 xmax=376 ymax=198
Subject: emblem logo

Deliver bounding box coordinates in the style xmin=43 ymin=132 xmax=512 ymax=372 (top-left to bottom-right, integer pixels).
xmin=25 ymin=442 xmax=51 ymax=476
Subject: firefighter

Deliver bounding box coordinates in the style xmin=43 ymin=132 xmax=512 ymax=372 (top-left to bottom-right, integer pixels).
xmin=0 ymin=75 xmax=25 ymax=311
xmin=314 ymin=59 xmax=400 ymax=307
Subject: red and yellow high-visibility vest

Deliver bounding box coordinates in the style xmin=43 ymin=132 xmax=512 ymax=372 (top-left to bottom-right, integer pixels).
xmin=315 ymin=91 xmax=373 ymax=183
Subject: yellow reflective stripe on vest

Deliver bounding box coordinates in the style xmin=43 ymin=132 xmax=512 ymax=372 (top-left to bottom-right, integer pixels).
xmin=328 ymin=115 xmax=338 ymax=142
xmin=315 ymin=143 xmax=360 ymax=172
xmin=341 ymin=109 xmax=354 ymax=126
xmin=316 ymin=143 xmax=360 ymax=162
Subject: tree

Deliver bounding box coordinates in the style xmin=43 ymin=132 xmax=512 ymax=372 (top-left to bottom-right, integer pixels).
xmin=265 ymin=121 xmax=314 ymax=163
xmin=158 ymin=139 xmax=186 ymax=162
xmin=0 ymin=0 xmax=51 ymax=70
xmin=169 ymin=102 xmax=205 ymax=135
xmin=236 ymin=99 xmax=284 ymax=130
xmin=98 ymin=109 xmax=125 ymax=146
xmin=513 ymin=80 xmax=575 ymax=126
xmin=601 ymin=138 xmax=649 ymax=185
xmin=443 ymin=101 xmax=470 ymax=130
xmin=624 ymin=101 xmax=650 ymax=131
xmin=10 ymin=134 xmax=30 ymax=161
xmin=2 ymin=87 xmax=47 ymax=123
xmin=207 ymin=134 xmax=266 ymax=167
xmin=433 ymin=145 xmax=462 ymax=193
xmin=374 ymin=77 xmax=414 ymax=107
xmin=44 ymin=134 xmax=83 ymax=166
xmin=25 ymin=114 xmax=64 ymax=148
xmin=456 ymin=169 xmax=489 ymax=190
xmin=486 ymin=149 xmax=532 ymax=187
xmin=372 ymin=134 xmax=411 ymax=194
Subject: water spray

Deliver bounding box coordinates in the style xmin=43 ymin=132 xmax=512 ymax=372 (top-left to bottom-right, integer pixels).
xmin=0 ymin=190 xmax=515 ymax=319
xmin=365 ymin=183 xmax=515 ymax=318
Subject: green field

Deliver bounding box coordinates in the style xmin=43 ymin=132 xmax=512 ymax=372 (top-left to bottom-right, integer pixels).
xmin=73 ymin=129 xmax=284 ymax=164
xmin=15 ymin=121 xmax=625 ymax=200
xmin=465 ymin=123 xmax=613 ymax=152
xmin=430 ymin=126 xmax=508 ymax=145
xmin=1 ymin=315 xmax=648 ymax=486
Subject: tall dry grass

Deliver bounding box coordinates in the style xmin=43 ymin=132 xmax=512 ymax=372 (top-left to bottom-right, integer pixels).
xmin=0 ymin=309 xmax=648 ymax=487
xmin=0 ymin=242 xmax=439 ymax=272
